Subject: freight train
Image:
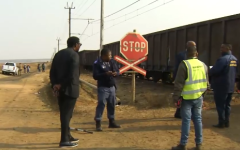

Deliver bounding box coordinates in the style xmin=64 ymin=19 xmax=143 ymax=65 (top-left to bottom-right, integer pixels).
xmin=79 ymin=13 xmax=240 ymax=83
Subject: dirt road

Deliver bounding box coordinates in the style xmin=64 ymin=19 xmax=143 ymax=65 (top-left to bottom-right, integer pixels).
xmin=0 ymin=69 xmax=239 ymax=150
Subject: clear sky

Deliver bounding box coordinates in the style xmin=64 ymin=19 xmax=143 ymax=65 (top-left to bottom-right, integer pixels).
xmin=0 ymin=0 xmax=239 ymax=60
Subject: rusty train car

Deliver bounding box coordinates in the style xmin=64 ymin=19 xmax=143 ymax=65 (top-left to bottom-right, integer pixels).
xmin=79 ymin=13 xmax=240 ymax=83
xmin=79 ymin=50 xmax=99 ymax=70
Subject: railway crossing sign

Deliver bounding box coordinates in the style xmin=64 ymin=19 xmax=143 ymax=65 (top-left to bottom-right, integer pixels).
xmin=114 ymin=55 xmax=147 ymax=76
xmin=120 ymin=31 xmax=148 ymax=61
xmin=114 ymin=29 xmax=148 ymax=103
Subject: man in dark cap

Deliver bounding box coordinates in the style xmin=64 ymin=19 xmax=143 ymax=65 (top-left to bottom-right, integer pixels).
xmin=50 ymin=36 xmax=81 ymax=148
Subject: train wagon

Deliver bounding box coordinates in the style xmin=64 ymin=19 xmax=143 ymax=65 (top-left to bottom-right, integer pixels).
xmin=79 ymin=13 xmax=240 ymax=83
xmin=79 ymin=50 xmax=99 ymax=70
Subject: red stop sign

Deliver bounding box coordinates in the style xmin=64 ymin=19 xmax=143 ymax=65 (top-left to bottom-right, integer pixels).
xmin=120 ymin=32 xmax=148 ymax=61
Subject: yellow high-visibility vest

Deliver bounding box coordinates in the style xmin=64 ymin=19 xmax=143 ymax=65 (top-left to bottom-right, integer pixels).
xmin=181 ymin=59 xmax=207 ymax=100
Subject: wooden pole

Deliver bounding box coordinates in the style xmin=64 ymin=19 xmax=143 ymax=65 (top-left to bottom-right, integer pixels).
xmin=99 ymin=0 xmax=104 ymax=56
xmin=132 ymin=72 xmax=136 ymax=103
xmin=132 ymin=29 xmax=136 ymax=103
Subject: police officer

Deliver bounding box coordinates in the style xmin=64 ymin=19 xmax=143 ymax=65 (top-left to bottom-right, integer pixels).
xmin=209 ymin=43 xmax=238 ymax=128
xmin=173 ymin=41 xmax=196 ymax=119
xmin=172 ymin=46 xmax=208 ymax=150
xmin=93 ymin=48 xmax=121 ymax=131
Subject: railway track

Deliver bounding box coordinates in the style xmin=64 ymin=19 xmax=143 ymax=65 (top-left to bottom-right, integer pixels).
xmin=81 ymin=69 xmax=240 ymax=96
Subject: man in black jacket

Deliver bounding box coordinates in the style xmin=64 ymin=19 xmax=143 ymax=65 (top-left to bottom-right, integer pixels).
xmin=93 ymin=48 xmax=121 ymax=131
xmin=50 ymin=36 xmax=81 ymax=148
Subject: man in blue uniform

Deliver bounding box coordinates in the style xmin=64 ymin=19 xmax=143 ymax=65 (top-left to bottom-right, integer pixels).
xmin=173 ymin=41 xmax=196 ymax=119
xmin=93 ymin=48 xmax=121 ymax=131
xmin=209 ymin=43 xmax=238 ymax=128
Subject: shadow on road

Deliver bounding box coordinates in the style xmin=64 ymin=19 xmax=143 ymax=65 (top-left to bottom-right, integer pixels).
xmin=0 ymin=142 xmax=164 ymax=150
xmin=0 ymin=127 xmax=59 ymax=134
xmin=77 ymin=117 xmax=177 ymax=126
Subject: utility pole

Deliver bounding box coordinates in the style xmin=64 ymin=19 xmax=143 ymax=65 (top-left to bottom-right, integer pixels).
xmin=99 ymin=0 xmax=104 ymax=56
xmin=65 ymin=2 xmax=75 ymax=38
xmin=56 ymin=38 xmax=60 ymax=52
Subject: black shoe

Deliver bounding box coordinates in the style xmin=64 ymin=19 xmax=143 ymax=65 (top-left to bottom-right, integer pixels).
xmin=59 ymin=142 xmax=78 ymax=148
xmin=225 ymin=122 xmax=229 ymax=128
xmin=96 ymin=120 xmax=102 ymax=131
xmin=108 ymin=119 xmax=121 ymax=128
xmin=172 ymin=144 xmax=187 ymax=150
xmin=195 ymin=144 xmax=202 ymax=150
xmin=212 ymin=123 xmax=225 ymax=128
xmin=69 ymin=136 xmax=79 ymax=143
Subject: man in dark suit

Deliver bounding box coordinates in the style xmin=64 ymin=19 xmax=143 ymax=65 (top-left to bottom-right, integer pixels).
xmin=50 ymin=36 xmax=81 ymax=148
xmin=173 ymin=41 xmax=196 ymax=119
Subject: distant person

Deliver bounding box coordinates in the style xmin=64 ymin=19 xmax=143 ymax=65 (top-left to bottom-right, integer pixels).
xmin=42 ymin=63 xmax=45 ymax=72
xmin=23 ymin=64 xmax=27 ymax=73
xmin=93 ymin=48 xmax=121 ymax=131
xmin=27 ymin=65 xmax=30 ymax=73
xmin=18 ymin=63 xmax=22 ymax=76
xmin=50 ymin=36 xmax=81 ymax=148
xmin=37 ymin=64 xmax=41 ymax=72
xmin=209 ymin=44 xmax=238 ymax=128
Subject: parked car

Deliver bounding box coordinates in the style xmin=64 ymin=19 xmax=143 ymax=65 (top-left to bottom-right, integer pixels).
xmin=2 ymin=62 xmax=19 ymax=76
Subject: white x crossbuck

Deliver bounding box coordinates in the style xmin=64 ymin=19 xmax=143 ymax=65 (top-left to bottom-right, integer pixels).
xmin=114 ymin=56 xmax=147 ymax=76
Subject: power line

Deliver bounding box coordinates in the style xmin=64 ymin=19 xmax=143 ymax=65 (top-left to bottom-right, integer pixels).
xmin=79 ymin=0 xmax=97 ymax=16
xmin=93 ymin=0 xmax=159 ymax=24
xmin=80 ymin=23 xmax=90 ymax=39
xmin=74 ymin=0 xmax=85 ymax=14
xmin=90 ymin=0 xmax=140 ymax=23
xmin=83 ymin=31 xmax=99 ymax=41
xmin=105 ymin=0 xmax=174 ymax=30
xmin=83 ymin=0 xmax=174 ymax=41
xmin=74 ymin=0 xmax=88 ymax=15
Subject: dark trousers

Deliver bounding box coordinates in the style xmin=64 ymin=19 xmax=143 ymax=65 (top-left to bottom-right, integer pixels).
xmin=175 ymin=108 xmax=181 ymax=117
xmin=95 ymin=86 xmax=116 ymax=121
xmin=214 ymin=92 xmax=232 ymax=124
xmin=58 ymin=93 xmax=77 ymax=142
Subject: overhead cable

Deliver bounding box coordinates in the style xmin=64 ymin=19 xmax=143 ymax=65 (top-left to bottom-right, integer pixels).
xmin=90 ymin=0 xmax=140 ymax=23
xmin=83 ymin=0 xmax=174 ymax=41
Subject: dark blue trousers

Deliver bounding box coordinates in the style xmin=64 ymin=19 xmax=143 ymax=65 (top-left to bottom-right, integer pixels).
xmin=213 ymin=91 xmax=232 ymax=124
xmin=95 ymin=86 xmax=116 ymax=121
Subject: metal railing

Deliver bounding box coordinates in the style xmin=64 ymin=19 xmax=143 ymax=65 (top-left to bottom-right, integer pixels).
xmin=79 ymin=79 xmax=121 ymax=102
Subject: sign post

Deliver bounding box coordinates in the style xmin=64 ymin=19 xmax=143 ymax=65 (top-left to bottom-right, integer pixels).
xmin=132 ymin=69 xmax=136 ymax=102
xmin=114 ymin=29 xmax=148 ymax=103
